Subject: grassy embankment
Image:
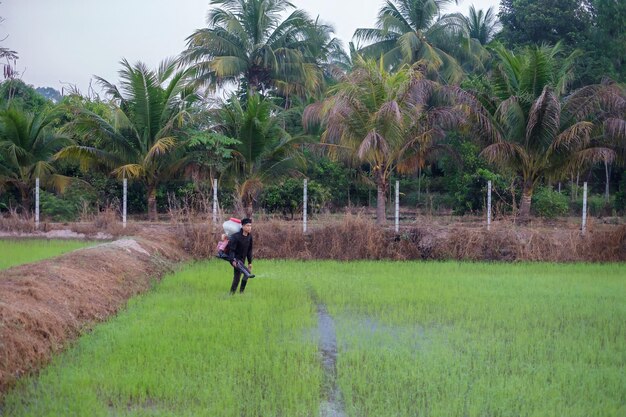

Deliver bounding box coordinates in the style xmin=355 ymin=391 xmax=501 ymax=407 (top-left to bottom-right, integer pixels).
xmin=3 ymin=260 xmax=625 ymax=417
xmin=0 ymin=239 xmax=93 ymax=270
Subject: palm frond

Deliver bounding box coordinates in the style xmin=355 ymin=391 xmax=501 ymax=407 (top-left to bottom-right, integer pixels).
xmin=46 ymin=174 xmax=73 ymax=194
xmin=32 ymin=160 xmax=55 ymax=181
xmin=358 ymin=129 xmax=389 ymax=160
xmin=549 ymin=121 xmax=593 ymax=153
xmin=54 ymin=146 xmax=121 ymax=171
xmin=144 ymin=136 xmax=178 ymax=165
xmin=526 ymin=86 xmax=561 ymax=149
xmin=112 ymin=164 xmax=145 ymax=180
xmin=376 ymin=100 xmax=402 ymax=124
xmin=605 ymin=117 xmax=626 ymax=141
xmin=495 ymin=96 xmax=526 ymax=142
xmin=569 ymin=147 xmax=616 ymax=169
xmin=480 ymin=141 xmax=526 ymax=167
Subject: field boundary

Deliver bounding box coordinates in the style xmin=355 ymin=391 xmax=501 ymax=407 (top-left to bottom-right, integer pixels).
xmin=251 ymin=217 xmax=626 ymax=262
xmin=0 ymin=230 xmax=188 ymax=398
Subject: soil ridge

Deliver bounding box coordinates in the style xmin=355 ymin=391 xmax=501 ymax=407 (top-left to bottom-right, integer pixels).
xmin=0 ymin=230 xmax=188 ymax=397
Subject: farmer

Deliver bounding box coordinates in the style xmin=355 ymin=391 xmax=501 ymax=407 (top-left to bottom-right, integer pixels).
xmin=227 ymin=217 xmax=254 ymax=294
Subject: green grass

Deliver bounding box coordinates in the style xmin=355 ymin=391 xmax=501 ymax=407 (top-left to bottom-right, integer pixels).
xmin=3 ymin=260 xmax=625 ymax=417
xmin=305 ymin=261 xmax=626 ymax=417
xmin=0 ymin=239 xmax=94 ymax=270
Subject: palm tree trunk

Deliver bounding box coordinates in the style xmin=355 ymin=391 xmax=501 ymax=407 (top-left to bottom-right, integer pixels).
xmin=376 ymin=173 xmax=387 ymax=225
xmin=147 ymin=186 xmax=157 ymax=221
xmin=605 ymin=161 xmax=610 ymax=202
xmin=246 ymin=200 xmax=253 ymax=218
xmin=417 ymin=167 xmax=422 ymax=203
xmin=518 ymin=182 xmax=533 ymax=224
xmin=19 ymin=186 xmax=31 ymax=217
xmin=510 ymin=179 xmax=517 ymax=216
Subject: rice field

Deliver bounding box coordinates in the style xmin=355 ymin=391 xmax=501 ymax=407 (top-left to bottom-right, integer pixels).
xmin=0 ymin=239 xmax=94 ymax=270
xmin=3 ymin=260 xmax=625 ymax=417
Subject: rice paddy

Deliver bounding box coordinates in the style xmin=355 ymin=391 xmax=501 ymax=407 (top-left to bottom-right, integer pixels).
xmin=0 ymin=239 xmax=94 ymax=270
xmin=3 ymin=260 xmax=625 ymax=416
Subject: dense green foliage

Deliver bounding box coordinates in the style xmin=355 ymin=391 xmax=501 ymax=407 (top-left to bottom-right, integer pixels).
xmin=1 ymin=0 xmax=625 ymax=221
xmin=39 ymin=181 xmax=97 ymax=221
xmin=477 ymin=43 xmax=615 ymax=222
xmin=0 ymin=79 xmax=52 ymax=114
xmin=55 ymin=59 xmax=198 ymax=220
xmin=260 ymin=178 xmax=330 ymax=217
xmin=531 ymin=187 xmax=569 ymax=218
xmin=498 ymin=0 xmax=626 ymax=85
xmin=0 ymin=107 xmax=73 ymax=213
xmin=498 ymin=0 xmax=592 ymax=47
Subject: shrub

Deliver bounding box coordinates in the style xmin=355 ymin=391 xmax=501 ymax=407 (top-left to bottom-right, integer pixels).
xmin=40 ymin=191 xmax=76 ymax=221
xmin=532 ymin=187 xmax=569 ymax=218
xmin=306 ymin=156 xmax=370 ymax=207
xmin=260 ymin=178 xmax=331 ymax=218
xmin=571 ymin=194 xmax=613 ymax=216
xmin=40 ymin=181 xmax=98 ymax=222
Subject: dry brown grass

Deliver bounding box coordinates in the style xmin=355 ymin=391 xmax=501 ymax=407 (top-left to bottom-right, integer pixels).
xmin=0 ymin=235 xmax=188 ymax=397
xmin=233 ymin=215 xmax=625 ymax=262
xmin=175 ymin=213 xmax=625 ymax=262
xmin=0 ymin=211 xmax=39 ymax=233
xmin=0 ymin=208 xmax=140 ymax=239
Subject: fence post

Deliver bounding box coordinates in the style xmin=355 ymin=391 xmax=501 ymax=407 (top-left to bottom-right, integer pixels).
xmin=212 ymin=178 xmax=218 ymax=226
xmin=487 ymin=180 xmax=492 ymax=231
xmin=35 ymin=177 xmax=40 ymax=229
xmin=395 ymin=180 xmax=399 ymax=233
xmin=303 ymin=179 xmax=308 ymax=233
xmin=122 ymin=178 xmax=127 ymax=228
xmin=582 ymin=182 xmax=588 ymax=234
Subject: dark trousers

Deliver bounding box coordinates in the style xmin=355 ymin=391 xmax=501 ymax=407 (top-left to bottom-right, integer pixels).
xmin=230 ymin=267 xmax=247 ymax=294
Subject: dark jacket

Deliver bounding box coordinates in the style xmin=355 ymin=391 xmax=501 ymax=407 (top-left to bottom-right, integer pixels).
xmin=227 ymin=230 xmax=253 ymax=264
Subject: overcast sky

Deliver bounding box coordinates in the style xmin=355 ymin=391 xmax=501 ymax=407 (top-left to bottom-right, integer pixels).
xmin=2 ymin=0 xmax=500 ymax=95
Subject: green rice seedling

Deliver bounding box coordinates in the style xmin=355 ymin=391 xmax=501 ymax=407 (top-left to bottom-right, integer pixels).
xmin=3 ymin=260 xmax=624 ymax=417
xmin=302 ymin=261 xmax=626 ymax=417
xmin=3 ymin=260 xmax=323 ymax=417
xmin=0 ymin=239 xmax=93 ymax=270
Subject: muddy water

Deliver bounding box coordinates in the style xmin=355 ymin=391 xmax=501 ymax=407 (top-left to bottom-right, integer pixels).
xmin=316 ymin=303 xmax=347 ymax=417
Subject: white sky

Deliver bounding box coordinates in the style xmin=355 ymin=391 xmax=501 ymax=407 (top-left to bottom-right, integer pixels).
xmin=2 ymin=0 xmax=500 ymax=95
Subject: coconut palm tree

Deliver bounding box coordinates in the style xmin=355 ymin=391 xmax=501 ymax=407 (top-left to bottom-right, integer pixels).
xmin=210 ymin=92 xmax=304 ymax=216
xmin=353 ymin=0 xmax=468 ymax=83
xmin=462 ymin=5 xmax=499 ymax=45
xmin=300 ymin=17 xmax=352 ymax=85
xmin=564 ymin=79 xmax=626 ymax=198
xmin=304 ymin=57 xmax=470 ymax=224
xmin=478 ymin=43 xmax=615 ymax=223
xmin=0 ymin=107 xmax=72 ymax=213
xmin=56 ymin=58 xmax=198 ymax=220
xmin=182 ymin=0 xmax=328 ymax=97
xmin=272 ymin=16 xmax=351 ymax=103
xmin=600 ymin=84 xmax=626 ymax=162
xmin=565 ymin=79 xmax=626 ymax=155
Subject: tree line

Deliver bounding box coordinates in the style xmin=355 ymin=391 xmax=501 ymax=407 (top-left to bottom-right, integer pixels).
xmin=1 ymin=0 xmax=625 ymax=224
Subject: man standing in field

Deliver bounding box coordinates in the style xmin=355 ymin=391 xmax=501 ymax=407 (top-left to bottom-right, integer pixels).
xmin=227 ymin=218 xmax=254 ymax=294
